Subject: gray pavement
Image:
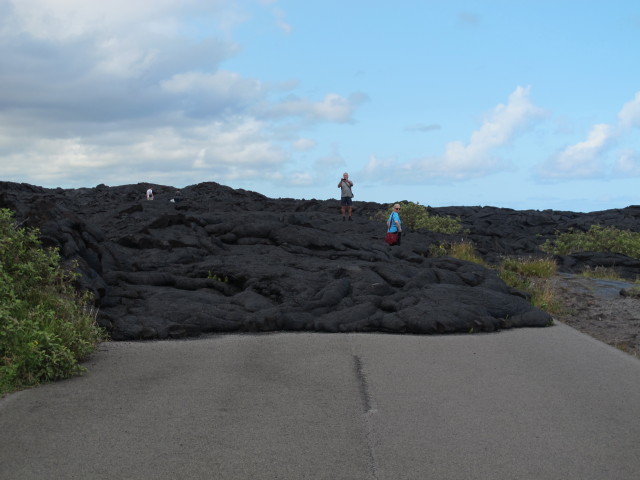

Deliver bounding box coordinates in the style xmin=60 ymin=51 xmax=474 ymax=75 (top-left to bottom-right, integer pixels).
xmin=1 ymin=323 xmax=640 ymax=479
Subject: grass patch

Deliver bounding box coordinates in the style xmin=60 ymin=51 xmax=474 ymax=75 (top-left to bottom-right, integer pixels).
xmin=428 ymin=243 xmax=449 ymax=258
xmin=448 ymin=240 xmax=487 ymax=266
xmin=437 ymin=242 xmax=562 ymax=316
xmin=497 ymin=257 xmax=563 ymax=315
xmin=499 ymin=256 xmax=557 ymax=278
xmin=541 ymin=225 xmax=640 ymax=259
xmin=622 ymin=286 xmax=640 ymax=298
xmin=375 ymin=201 xmax=462 ymax=234
xmin=579 ymin=265 xmax=624 ymax=281
xmin=0 ymin=209 xmax=105 ymax=396
xmin=207 ymin=272 xmax=229 ymax=283
xmin=429 ymin=240 xmax=487 ymax=266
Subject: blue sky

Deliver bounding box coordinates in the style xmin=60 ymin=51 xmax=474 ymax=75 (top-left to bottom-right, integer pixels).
xmin=1 ymin=0 xmax=640 ymax=212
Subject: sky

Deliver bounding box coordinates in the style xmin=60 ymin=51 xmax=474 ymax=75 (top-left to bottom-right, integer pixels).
xmin=1 ymin=0 xmax=640 ymax=212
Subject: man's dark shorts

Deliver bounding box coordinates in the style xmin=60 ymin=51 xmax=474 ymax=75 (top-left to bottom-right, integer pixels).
xmin=341 ymin=197 xmax=353 ymax=206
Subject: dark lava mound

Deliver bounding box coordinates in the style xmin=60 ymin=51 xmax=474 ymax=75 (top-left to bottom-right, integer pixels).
xmin=3 ymin=181 xmax=639 ymax=340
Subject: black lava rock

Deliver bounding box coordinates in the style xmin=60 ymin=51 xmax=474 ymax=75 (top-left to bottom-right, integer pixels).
xmin=3 ymin=180 xmax=638 ymax=340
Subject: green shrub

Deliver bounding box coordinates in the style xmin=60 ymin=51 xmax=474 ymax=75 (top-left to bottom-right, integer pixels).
xmin=207 ymin=272 xmax=229 ymax=283
xmin=448 ymin=240 xmax=486 ymax=266
xmin=499 ymin=272 xmax=561 ymax=315
xmin=497 ymin=256 xmax=561 ymax=315
xmin=541 ymin=225 xmax=640 ymax=259
xmin=428 ymin=243 xmax=449 ymax=258
xmin=437 ymin=245 xmax=560 ymax=315
xmin=579 ymin=265 xmax=623 ymax=281
xmin=499 ymin=256 xmax=557 ymax=278
xmin=429 ymin=240 xmax=487 ymax=265
xmin=623 ymin=286 xmax=640 ymax=298
xmin=0 ymin=209 xmax=104 ymax=395
xmin=376 ymin=202 xmax=462 ymax=234
xmin=432 ymin=241 xmax=562 ymax=317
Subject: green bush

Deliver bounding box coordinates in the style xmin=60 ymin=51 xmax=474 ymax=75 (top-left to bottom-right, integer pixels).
xmin=499 ymin=256 xmax=557 ymax=278
xmin=438 ymin=244 xmax=561 ymax=316
xmin=623 ymin=286 xmax=640 ymax=298
xmin=207 ymin=271 xmax=229 ymax=283
xmin=497 ymin=257 xmax=561 ymax=315
xmin=448 ymin=240 xmax=487 ymax=266
xmin=579 ymin=265 xmax=624 ymax=281
xmin=427 ymin=243 xmax=449 ymax=258
xmin=429 ymin=240 xmax=486 ymax=266
xmin=377 ymin=202 xmax=462 ymax=234
xmin=541 ymin=225 xmax=640 ymax=259
xmin=0 ymin=209 xmax=104 ymax=395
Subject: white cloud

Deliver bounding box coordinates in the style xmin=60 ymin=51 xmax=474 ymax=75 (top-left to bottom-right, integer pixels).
xmin=289 ymin=171 xmax=314 ymax=185
xmin=160 ymin=70 xmax=265 ymax=116
xmin=0 ymin=137 xmax=125 ymax=184
xmin=10 ymin=0 xmax=191 ymax=40
xmin=189 ymin=119 xmax=289 ymax=167
xmin=0 ymin=117 xmax=290 ymax=187
xmin=268 ymin=151 xmax=348 ymax=190
xmin=0 ymin=0 xmax=365 ymax=189
xmin=613 ymin=149 xmax=640 ymax=177
xmin=537 ymin=90 xmax=640 ymax=180
xmin=272 ymin=7 xmax=292 ymax=34
xmin=537 ymin=123 xmax=614 ymax=179
xmin=293 ymin=138 xmax=317 ymax=151
xmin=93 ymin=39 xmax=161 ymax=78
xmin=264 ymin=93 xmax=368 ymax=123
xmin=313 ymin=153 xmax=346 ymax=172
xmin=361 ymin=86 xmax=544 ymax=182
xmin=361 ymin=155 xmax=395 ymax=178
xmin=618 ymin=91 xmax=640 ymax=128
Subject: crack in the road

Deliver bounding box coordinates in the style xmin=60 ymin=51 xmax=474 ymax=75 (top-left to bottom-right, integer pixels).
xmin=352 ymin=353 xmax=379 ymax=480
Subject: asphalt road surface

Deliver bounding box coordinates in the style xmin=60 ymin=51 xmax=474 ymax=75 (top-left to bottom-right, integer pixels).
xmin=2 ymin=323 xmax=640 ymax=480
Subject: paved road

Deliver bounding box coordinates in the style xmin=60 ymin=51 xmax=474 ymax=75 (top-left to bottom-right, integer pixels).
xmin=2 ymin=323 xmax=640 ymax=479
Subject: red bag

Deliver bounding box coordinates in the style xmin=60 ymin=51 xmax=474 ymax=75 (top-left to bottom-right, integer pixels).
xmin=384 ymin=232 xmax=399 ymax=245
